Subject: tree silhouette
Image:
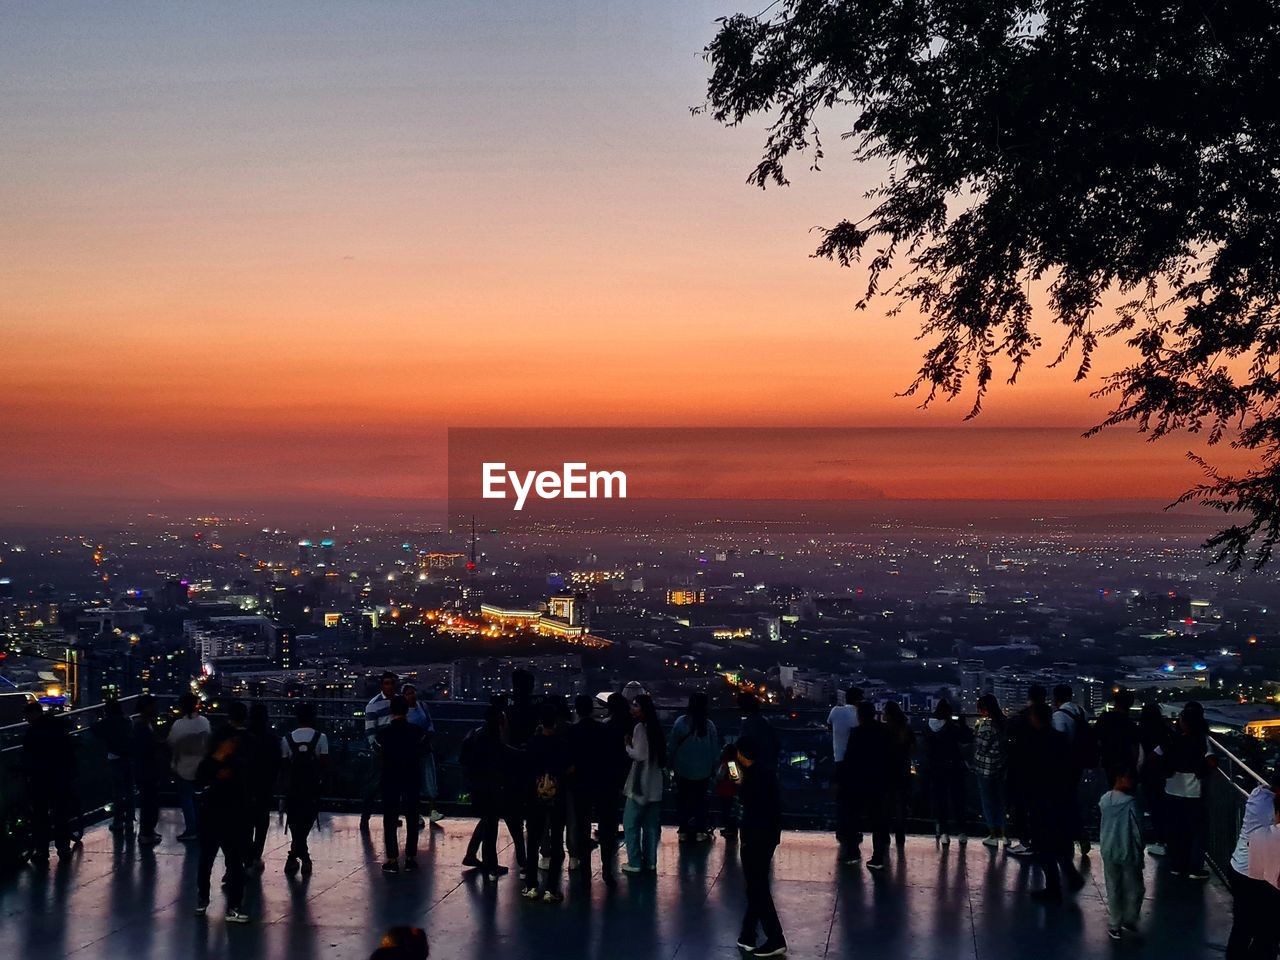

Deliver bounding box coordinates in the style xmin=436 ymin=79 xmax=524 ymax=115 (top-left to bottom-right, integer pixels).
xmin=703 ymin=0 xmax=1280 ymax=568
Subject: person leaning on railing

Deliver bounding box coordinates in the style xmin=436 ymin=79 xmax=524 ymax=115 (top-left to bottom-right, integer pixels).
xmin=1227 ymin=766 xmax=1280 ymax=959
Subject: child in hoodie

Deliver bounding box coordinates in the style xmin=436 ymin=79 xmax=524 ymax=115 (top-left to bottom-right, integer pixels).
xmin=1099 ymin=767 xmax=1145 ymax=939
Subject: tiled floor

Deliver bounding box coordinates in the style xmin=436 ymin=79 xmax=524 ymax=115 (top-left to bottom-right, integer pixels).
xmin=0 ymin=814 xmax=1232 ymax=959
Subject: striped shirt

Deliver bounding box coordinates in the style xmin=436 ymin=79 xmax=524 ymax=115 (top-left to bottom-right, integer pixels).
xmin=364 ymin=693 xmax=393 ymax=745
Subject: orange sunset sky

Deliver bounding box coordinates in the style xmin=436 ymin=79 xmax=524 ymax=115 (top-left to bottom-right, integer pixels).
xmin=0 ymin=2 xmax=1250 ymax=512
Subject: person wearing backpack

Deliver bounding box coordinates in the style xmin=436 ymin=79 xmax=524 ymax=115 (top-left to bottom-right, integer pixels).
xmin=521 ymin=702 xmax=570 ymax=902
xmin=668 ymin=691 xmax=720 ymax=843
xmin=1052 ymin=684 xmax=1098 ymax=855
xmin=280 ymin=701 xmax=328 ymax=876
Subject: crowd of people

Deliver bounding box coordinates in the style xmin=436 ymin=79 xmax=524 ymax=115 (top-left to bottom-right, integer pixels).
xmin=13 ymin=673 xmax=1251 ymax=955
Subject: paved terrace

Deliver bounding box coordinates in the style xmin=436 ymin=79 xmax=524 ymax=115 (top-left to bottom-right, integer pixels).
xmin=1 ymin=813 xmax=1230 ymax=960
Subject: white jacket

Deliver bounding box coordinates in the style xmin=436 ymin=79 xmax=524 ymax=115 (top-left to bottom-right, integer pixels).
xmin=624 ymin=721 xmax=665 ymax=803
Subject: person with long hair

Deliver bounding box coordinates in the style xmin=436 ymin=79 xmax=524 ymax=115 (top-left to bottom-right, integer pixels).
xmin=669 ymin=691 xmax=720 ymax=842
xmin=622 ymin=694 xmax=666 ymax=873
xmin=973 ymin=694 xmax=1009 ymax=848
xmin=881 ymin=702 xmax=915 ymax=848
xmin=1164 ymin=701 xmax=1213 ymax=880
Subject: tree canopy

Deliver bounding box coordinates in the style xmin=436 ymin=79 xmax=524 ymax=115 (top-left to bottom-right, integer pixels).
xmin=703 ymin=0 xmax=1280 ymax=568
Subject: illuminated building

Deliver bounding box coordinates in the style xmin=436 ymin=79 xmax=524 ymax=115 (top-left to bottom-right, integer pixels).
xmin=666 ymin=589 xmax=705 ymax=606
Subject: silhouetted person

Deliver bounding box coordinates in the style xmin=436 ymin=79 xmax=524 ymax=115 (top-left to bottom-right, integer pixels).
xmin=1096 ymin=688 xmax=1141 ymax=783
xmin=91 ymin=697 xmax=134 ymax=833
xmin=378 ymin=695 xmax=425 ymax=873
xmin=882 ymin=701 xmax=915 ymax=847
xmin=565 ymin=694 xmax=607 ymax=872
xmin=281 ymin=701 xmax=328 ymax=876
xmin=1138 ymin=702 xmax=1172 ymax=856
xmin=1163 ymin=701 xmax=1213 ymax=879
xmin=842 ymin=701 xmax=892 ymax=869
xmin=362 ymin=672 xmax=399 ymax=830
xmin=21 ymin=702 xmax=74 ymax=863
xmin=1052 ymin=682 xmax=1097 ymax=855
xmin=522 ymin=702 xmax=570 ymax=901
xmin=1005 ymin=684 xmax=1048 ymax=856
xmin=828 ymin=685 xmax=862 ymax=858
xmin=465 ymin=669 xmax=538 ymax=867
xmin=598 ymin=691 xmax=632 ymax=876
xmin=196 ymin=700 xmax=252 ymax=923
xmin=669 ymin=690 xmax=720 ymax=842
xmin=132 ymin=694 xmax=163 ymax=845
xmin=168 ymin=691 xmax=210 ymax=841
xmin=460 ymin=704 xmax=515 ymax=878
xmin=1024 ymin=702 xmax=1085 ymax=903
xmin=736 ymin=724 xmax=786 ymax=958
xmin=245 ymin=701 xmax=277 ymax=872
xmin=924 ymin=699 xmax=969 ymax=845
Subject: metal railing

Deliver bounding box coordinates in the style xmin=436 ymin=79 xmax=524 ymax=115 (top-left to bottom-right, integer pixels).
xmin=1207 ymin=735 xmax=1270 ymax=882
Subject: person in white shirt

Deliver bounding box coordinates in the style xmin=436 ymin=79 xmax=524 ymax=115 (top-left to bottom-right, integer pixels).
xmin=361 ymin=672 xmax=399 ymax=829
xmin=166 ymin=692 xmax=211 ymax=841
xmin=280 ymin=701 xmax=329 ymax=875
xmin=1228 ymin=773 xmax=1280 ymax=957
xmin=828 ymin=687 xmax=863 ymax=859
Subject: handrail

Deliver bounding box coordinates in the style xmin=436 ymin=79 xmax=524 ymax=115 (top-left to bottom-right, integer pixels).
xmin=1209 ymin=734 xmax=1268 ymax=799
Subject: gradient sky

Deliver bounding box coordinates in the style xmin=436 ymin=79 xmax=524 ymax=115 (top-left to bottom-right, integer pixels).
xmin=0 ymin=2 xmax=1239 ymax=510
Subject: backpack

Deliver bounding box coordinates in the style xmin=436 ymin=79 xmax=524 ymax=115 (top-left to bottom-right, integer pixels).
xmin=536 ymin=773 xmax=559 ymax=802
xmin=1059 ymin=706 xmax=1100 ymax=770
xmin=286 ymin=730 xmax=324 ymax=795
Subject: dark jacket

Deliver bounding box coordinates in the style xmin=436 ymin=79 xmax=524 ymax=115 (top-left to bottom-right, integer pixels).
xmin=461 ymin=724 xmax=518 ymax=795
xmin=843 ymin=721 xmax=892 ymax=796
xmin=923 ymin=718 xmax=969 ymax=777
xmin=739 ymin=713 xmax=780 ymax=773
xmin=566 ymin=717 xmax=608 ymax=792
xmin=739 ymin=764 xmax=782 ymax=841
xmin=526 ymin=726 xmax=572 ymax=803
xmin=377 ymin=718 xmax=426 ymax=791
xmin=131 ymin=717 xmax=163 ymax=781
xmin=91 ymin=714 xmax=132 ymax=760
xmin=21 ymin=715 xmax=73 ymax=782
xmin=1095 ymin=711 xmax=1140 ymax=777
xmin=1023 ymin=727 xmax=1076 ymax=849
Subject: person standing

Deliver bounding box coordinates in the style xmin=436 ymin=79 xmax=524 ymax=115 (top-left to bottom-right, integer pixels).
xmin=362 ymin=672 xmax=399 ymax=831
xmin=924 ymin=699 xmax=969 ymax=845
xmin=1004 ymin=685 xmax=1048 ymax=856
xmin=669 ymin=691 xmax=720 ymax=843
xmin=882 ymin=702 xmax=915 ymax=848
xmin=460 ymin=705 xmax=513 ymax=878
xmin=622 ymin=694 xmax=666 ymax=873
xmin=598 ymin=692 xmax=633 ymax=876
xmin=827 ymin=686 xmax=862 ymax=857
xmin=466 ymin=670 xmax=539 ymax=869
xmin=1163 ymin=701 xmax=1213 ymax=880
xmin=565 ymin=694 xmax=606 ymax=872
xmin=1096 ymin=688 xmax=1141 ymax=784
xmin=21 ymin=702 xmax=74 ymax=863
xmin=1226 ymin=770 xmax=1280 ymax=959
xmin=735 ymin=720 xmax=786 ymax=958
xmin=281 ymin=701 xmax=328 ymax=877
xmin=1052 ymin=683 xmax=1097 ymax=856
xmin=1098 ymin=767 xmax=1145 ymax=940
xmin=1138 ymin=703 xmax=1172 ymax=857
xmin=168 ymin=692 xmax=211 ymax=842
xmin=245 ymin=702 xmax=278 ymax=873
xmin=378 ymin=695 xmax=425 ymax=874
xmin=195 ymin=700 xmax=252 ymax=923
xmin=1024 ymin=703 xmax=1085 ymax=902
xmin=521 ymin=703 xmax=571 ymax=902
xmin=403 ymin=684 xmax=444 ymax=826
xmin=132 ymin=695 xmax=164 ymax=846
xmin=1243 ymin=792 xmax=1280 ymax=960
xmin=972 ymin=694 xmax=1008 ymax=847
xmin=91 ymin=697 xmax=134 ymax=834
xmin=842 ymin=701 xmax=892 ymax=869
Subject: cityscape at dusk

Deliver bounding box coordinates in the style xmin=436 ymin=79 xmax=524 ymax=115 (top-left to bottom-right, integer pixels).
xmin=3 ymin=3 xmax=1278 ymax=960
